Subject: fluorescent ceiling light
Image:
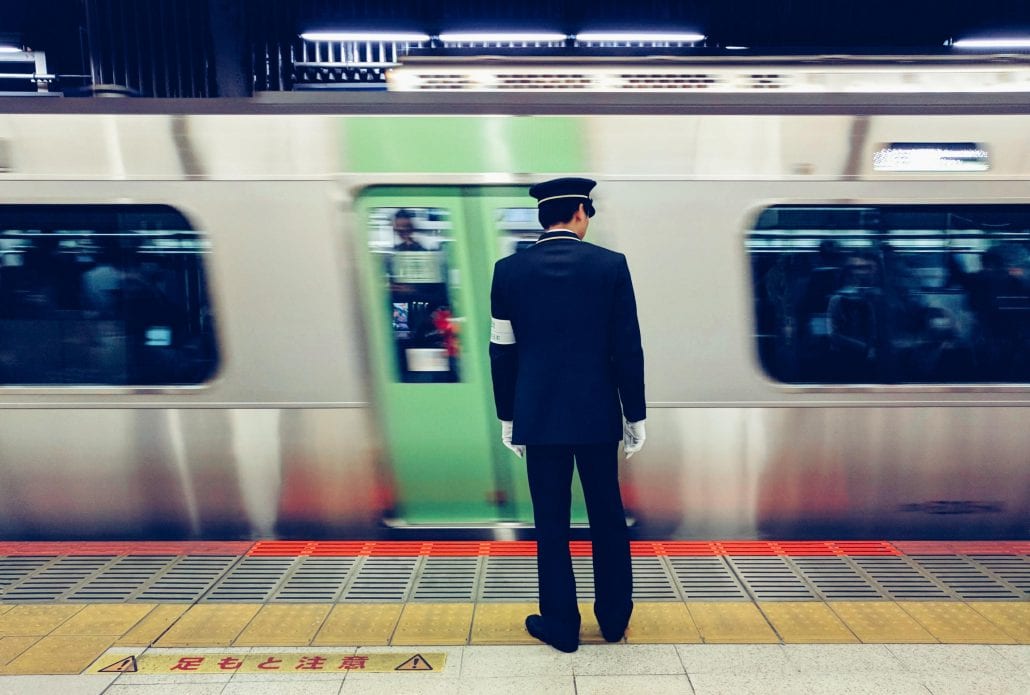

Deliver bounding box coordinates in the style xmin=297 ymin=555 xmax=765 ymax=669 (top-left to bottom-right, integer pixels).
xmin=952 ymin=37 xmax=1030 ymax=49
xmin=301 ymin=31 xmax=430 ymax=42
xmin=438 ymin=32 xmax=567 ymax=43
xmin=0 ymin=45 xmax=23 ymax=53
xmin=576 ymin=32 xmax=705 ymax=42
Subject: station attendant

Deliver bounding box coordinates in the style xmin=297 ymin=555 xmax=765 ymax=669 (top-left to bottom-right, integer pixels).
xmin=488 ymin=177 xmax=646 ymax=652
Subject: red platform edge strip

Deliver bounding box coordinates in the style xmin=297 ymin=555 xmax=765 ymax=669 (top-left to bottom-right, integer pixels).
xmin=244 ymin=540 xmax=1027 ymax=557
xmin=1 ymin=540 xmax=1025 ymax=557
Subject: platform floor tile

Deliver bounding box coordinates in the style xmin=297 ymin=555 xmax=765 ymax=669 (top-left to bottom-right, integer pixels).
xmin=392 ymin=603 xmax=474 ymax=646
xmin=780 ymin=643 xmax=907 ymax=673
xmin=759 ymin=601 xmax=859 ymax=643
xmin=106 ymin=684 xmax=226 ymax=695
xmin=312 ymin=603 xmax=401 ymax=646
xmin=0 ymin=636 xmax=39 ymax=668
xmin=898 ymin=601 xmax=1014 ymax=643
xmin=827 ymin=601 xmax=937 ymax=643
xmin=51 ymin=604 xmax=154 ymax=637
xmin=676 ymin=644 xmax=797 ymax=675
xmin=688 ymin=671 xmax=932 ymax=694
xmin=921 ymin=672 xmax=1030 ymax=695
xmin=233 ymin=604 xmax=331 ymax=646
xmin=0 ymin=605 xmax=83 ymax=637
xmin=456 ymin=675 xmax=577 ymax=695
xmin=154 ymin=604 xmax=261 ymax=647
xmin=114 ymin=604 xmax=190 ymax=647
xmin=470 ymin=602 xmax=539 ymax=644
xmin=1 ymin=635 xmax=113 ymax=675
xmin=0 ymin=674 xmax=117 ymax=695
xmin=570 ymin=644 xmax=683 ymax=676
xmin=575 ymin=674 xmax=691 ymax=695
xmin=625 ymin=602 xmax=701 ymax=644
xmin=967 ymin=602 xmax=1030 ymax=644
xmin=223 ymin=681 xmax=343 ymax=695
xmin=884 ymin=644 xmax=1025 ymax=675
xmin=461 ymin=644 xmax=573 ymax=678
xmin=686 ymin=602 xmax=779 ymax=643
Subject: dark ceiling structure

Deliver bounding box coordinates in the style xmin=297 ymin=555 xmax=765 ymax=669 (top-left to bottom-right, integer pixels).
xmin=2 ymin=0 xmax=1029 ymax=97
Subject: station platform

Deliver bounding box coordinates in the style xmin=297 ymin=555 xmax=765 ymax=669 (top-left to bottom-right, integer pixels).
xmin=0 ymin=540 xmax=1028 ymax=694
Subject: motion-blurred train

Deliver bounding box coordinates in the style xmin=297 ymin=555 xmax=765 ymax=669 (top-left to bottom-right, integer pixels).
xmin=0 ymin=58 xmax=1027 ymax=541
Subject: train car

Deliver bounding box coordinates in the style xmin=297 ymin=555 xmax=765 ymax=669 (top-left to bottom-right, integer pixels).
xmin=0 ymin=58 xmax=1027 ymax=540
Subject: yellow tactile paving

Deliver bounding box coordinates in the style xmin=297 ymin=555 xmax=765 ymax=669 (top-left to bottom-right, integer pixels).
xmin=391 ymin=603 xmax=473 ymax=646
xmin=115 ymin=604 xmax=190 ymax=646
xmin=898 ymin=601 xmax=1014 ymax=644
xmin=759 ymin=602 xmax=859 ymax=643
xmin=0 ymin=597 xmax=1024 ymax=663
xmin=578 ymin=602 xmax=608 ymax=644
xmin=234 ymin=604 xmax=332 ymax=646
xmin=828 ymin=602 xmax=936 ymax=643
xmin=625 ymin=602 xmax=702 ymax=644
xmin=312 ymin=603 xmax=402 ymax=646
xmin=968 ymin=602 xmax=1030 ymax=644
xmin=155 ymin=604 xmax=262 ymax=647
xmin=1 ymin=635 xmax=112 ymax=675
xmin=470 ymin=602 xmax=539 ymax=644
xmin=0 ymin=636 xmax=40 ymax=668
xmin=0 ymin=605 xmax=83 ymax=636
xmin=686 ymin=602 xmax=779 ymax=643
xmin=51 ymin=604 xmax=155 ymax=636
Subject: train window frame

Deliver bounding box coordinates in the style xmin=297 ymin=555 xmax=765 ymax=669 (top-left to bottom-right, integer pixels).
xmin=746 ymin=202 xmax=1030 ymax=391
xmin=0 ymin=203 xmax=222 ymax=391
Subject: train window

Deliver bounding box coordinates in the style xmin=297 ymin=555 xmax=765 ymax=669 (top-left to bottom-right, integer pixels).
xmin=368 ymin=207 xmax=461 ymax=383
xmin=0 ymin=204 xmax=219 ymax=386
xmin=495 ymin=207 xmax=542 ymax=256
xmin=749 ymin=205 xmax=1030 ymax=384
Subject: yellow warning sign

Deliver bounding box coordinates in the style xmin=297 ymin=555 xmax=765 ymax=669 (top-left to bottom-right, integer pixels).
xmin=98 ymin=655 xmax=138 ymax=673
xmin=395 ymin=654 xmax=433 ymax=671
xmin=86 ymin=650 xmax=446 ymax=675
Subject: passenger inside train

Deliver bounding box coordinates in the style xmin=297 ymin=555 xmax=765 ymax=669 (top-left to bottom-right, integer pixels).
xmin=751 ymin=205 xmax=1030 ymax=385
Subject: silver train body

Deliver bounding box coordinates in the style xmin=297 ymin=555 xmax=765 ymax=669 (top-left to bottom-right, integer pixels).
xmin=0 ymin=82 xmax=1027 ymax=540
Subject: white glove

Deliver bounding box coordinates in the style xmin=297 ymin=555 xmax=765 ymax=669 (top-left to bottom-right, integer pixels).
xmin=501 ymin=420 xmax=525 ymax=458
xmin=623 ymin=419 xmax=646 ymax=458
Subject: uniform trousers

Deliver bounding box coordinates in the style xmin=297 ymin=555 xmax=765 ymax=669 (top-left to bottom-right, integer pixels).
xmin=526 ymin=442 xmax=633 ymax=639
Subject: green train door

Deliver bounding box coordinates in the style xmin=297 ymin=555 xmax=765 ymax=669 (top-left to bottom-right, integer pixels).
xmin=356 ymin=186 xmax=589 ymax=526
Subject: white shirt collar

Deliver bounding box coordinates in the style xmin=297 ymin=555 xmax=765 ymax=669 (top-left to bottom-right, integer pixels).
xmin=535 ymin=229 xmax=582 ymax=244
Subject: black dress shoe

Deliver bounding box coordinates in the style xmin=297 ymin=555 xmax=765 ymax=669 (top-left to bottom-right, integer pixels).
xmin=525 ymin=614 xmax=579 ymax=653
xmin=597 ymin=606 xmax=632 ymax=642
xmin=599 ymin=621 xmax=628 ymax=643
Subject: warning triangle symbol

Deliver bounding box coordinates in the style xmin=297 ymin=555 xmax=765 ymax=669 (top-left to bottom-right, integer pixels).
xmin=395 ymin=654 xmax=433 ymax=671
xmin=99 ymin=655 xmax=138 ymax=673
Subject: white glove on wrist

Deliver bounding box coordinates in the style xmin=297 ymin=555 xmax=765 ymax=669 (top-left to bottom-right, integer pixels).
xmin=623 ymin=419 xmax=646 ymax=458
xmin=501 ymin=420 xmax=525 ymax=458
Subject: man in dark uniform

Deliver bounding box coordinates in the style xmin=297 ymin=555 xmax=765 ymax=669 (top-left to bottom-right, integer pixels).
xmin=489 ymin=177 xmax=646 ymax=653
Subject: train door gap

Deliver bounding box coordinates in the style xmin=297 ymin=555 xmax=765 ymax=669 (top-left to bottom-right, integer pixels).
xmin=354 ymin=186 xmax=589 ymax=527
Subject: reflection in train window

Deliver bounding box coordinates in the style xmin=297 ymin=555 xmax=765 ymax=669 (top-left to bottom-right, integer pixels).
xmin=0 ymin=205 xmax=219 ymax=386
xmin=749 ymin=205 xmax=1030 ymax=384
xmin=495 ymin=207 xmax=542 ymax=256
xmin=368 ymin=207 xmax=460 ymax=383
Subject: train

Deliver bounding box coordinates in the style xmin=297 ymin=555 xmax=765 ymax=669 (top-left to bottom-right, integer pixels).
xmin=0 ymin=58 xmax=1028 ymax=541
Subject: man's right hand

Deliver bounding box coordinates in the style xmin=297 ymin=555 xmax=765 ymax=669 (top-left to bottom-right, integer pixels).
xmin=623 ymin=419 xmax=646 ymax=458
xmin=501 ymin=420 xmax=525 ymax=458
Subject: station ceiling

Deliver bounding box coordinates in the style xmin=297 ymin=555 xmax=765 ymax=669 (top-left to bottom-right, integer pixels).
xmin=2 ymin=0 xmax=1029 ymax=97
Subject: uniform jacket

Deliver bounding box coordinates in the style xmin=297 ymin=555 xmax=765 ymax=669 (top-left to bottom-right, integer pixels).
xmin=489 ymin=229 xmax=645 ymax=445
